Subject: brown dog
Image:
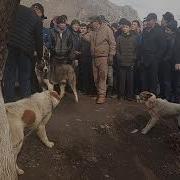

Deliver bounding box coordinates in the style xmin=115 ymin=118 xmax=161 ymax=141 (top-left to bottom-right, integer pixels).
xmin=50 ymin=63 xmax=79 ymax=103
xmin=138 ymin=91 xmax=180 ymax=134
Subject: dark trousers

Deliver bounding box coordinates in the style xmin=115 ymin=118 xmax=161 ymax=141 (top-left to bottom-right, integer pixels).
xmin=172 ymin=71 xmax=180 ymax=103
xmin=134 ymin=64 xmax=143 ymax=95
xmin=159 ymin=61 xmax=172 ymax=101
xmin=142 ymin=62 xmax=158 ymax=95
xmin=78 ymin=57 xmax=95 ymax=94
xmin=117 ymin=66 xmax=134 ymax=98
xmin=3 ymin=47 xmax=32 ymax=102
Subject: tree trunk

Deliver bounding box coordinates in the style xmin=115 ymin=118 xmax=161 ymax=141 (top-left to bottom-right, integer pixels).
xmin=0 ymin=0 xmax=19 ymax=179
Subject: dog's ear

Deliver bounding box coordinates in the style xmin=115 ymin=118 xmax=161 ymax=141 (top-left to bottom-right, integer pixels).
xmin=146 ymin=95 xmax=157 ymax=109
xmin=140 ymin=91 xmax=155 ymax=102
xmin=50 ymin=91 xmax=61 ymax=101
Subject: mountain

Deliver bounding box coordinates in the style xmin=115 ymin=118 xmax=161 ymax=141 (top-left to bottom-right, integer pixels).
xmin=21 ymin=0 xmax=138 ymax=23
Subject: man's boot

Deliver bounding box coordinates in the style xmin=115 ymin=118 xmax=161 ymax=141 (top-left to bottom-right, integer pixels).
xmin=96 ymin=95 xmax=106 ymax=104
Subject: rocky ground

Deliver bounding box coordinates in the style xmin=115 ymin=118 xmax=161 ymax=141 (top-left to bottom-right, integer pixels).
xmin=19 ymin=94 xmax=180 ymax=180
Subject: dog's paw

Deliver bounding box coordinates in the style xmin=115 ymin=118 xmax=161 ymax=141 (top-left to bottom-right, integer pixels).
xmin=17 ymin=167 xmax=24 ymax=175
xmin=46 ymin=141 xmax=54 ymax=148
xmin=141 ymin=129 xmax=148 ymax=135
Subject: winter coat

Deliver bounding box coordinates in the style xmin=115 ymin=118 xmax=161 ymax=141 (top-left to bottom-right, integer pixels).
xmin=70 ymin=29 xmax=81 ymax=60
xmin=43 ymin=27 xmax=52 ymax=49
xmin=163 ymin=32 xmax=176 ymax=63
xmin=116 ymin=32 xmax=138 ymax=66
xmin=85 ymin=24 xmax=116 ymax=58
xmin=141 ymin=24 xmax=166 ymax=66
xmin=50 ymin=27 xmax=74 ymax=63
xmin=80 ymin=35 xmax=91 ymax=59
xmin=174 ymin=28 xmax=180 ymax=64
xmin=8 ymin=5 xmax=43 ymax=60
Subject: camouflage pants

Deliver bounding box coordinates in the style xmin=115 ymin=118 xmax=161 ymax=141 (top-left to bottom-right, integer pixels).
xmin=92 ymin=57 xmax=108 ymax=96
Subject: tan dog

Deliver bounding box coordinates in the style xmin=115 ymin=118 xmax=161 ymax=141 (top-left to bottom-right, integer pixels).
xmin=6 ymin=90 xmax=61 ymax=175
xmin=50 ymin=64 xmax=79 ymax=103
xmin=138 ymin=91 xmax=180 ymax=134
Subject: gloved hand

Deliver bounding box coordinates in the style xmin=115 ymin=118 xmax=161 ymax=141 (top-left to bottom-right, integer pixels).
xmin=108 ymin=55 xmax=114 ymax=66
xmin=175 ymin=64 xmax=180 ymax=71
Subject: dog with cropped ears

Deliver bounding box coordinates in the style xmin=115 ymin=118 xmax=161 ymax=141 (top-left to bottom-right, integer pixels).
xmin=6 ymin=90 xmax=62 ymax=175
xmin=138 ymin=91 xmax=180 ymax=134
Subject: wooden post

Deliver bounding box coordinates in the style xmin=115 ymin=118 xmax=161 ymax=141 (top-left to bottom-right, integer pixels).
xmin=0 ymin=0 xmax=19 ymax=179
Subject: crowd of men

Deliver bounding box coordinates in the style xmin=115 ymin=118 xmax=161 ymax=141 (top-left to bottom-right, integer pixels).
xmin=3 ymin=3 xmax=180 ymax=105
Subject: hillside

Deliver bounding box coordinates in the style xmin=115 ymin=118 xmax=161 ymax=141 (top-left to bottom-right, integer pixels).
xmin=21 ymin=0 xmax=138 ymax=23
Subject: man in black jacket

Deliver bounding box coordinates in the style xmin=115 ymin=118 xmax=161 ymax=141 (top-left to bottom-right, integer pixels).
xmin=173 ymin=27 xmax=180 ymax=103
xmin=3 ymin=4 xmax=43 ymax=102
xmin=141 ymin=13 xmax=166 ymax=95
xmin=49 ymin=15 xmax=74 ymax=85
xmin=159 ymin=20 xmax=177 ymax=101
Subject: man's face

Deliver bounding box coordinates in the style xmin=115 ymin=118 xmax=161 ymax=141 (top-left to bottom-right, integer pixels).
xmin=34 ymin=8 xmax=43 ymax=18
xmin=92 ymin=21 xmax=101 ymax=30
xmin=143 ymin=21 xmax=147 ymax=30
xmin=57 ymin=23 xmax=66 ymax=31
xmin=147 ymin=19 xmax=156 ymax=28
xmin=131 ymin=22 xmax=138 ymax=31
xmin=80 ymin=26 xmax=87 ymax=35
xmin=161 ymin=17 xmax=167 ymax=27
xmin=72 ymin=24 xmax=80 ymax=32
xmin=122 ymin=25 xmax=130 ymax=34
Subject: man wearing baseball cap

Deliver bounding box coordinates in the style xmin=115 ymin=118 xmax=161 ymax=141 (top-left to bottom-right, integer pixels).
xmin=85 ymin=15 xmax=116 ymax=104
xmin=141 ymin=13 xmax=166 ymax=95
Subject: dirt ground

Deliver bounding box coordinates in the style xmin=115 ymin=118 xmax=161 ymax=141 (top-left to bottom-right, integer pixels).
xmin=19 ymin=94 xmax=180 ymax=180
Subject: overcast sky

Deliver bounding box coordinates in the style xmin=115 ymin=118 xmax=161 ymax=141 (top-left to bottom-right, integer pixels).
xmin=110 ymin=0 xmax=180 ymax=21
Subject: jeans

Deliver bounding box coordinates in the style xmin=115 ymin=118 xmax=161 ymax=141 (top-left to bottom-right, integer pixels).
xmin=3 ymin=47 xmax=32 ymax=102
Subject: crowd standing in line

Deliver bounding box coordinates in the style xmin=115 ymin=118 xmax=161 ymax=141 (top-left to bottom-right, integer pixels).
xmin=3 ymin=3 xmax=180 ymax=105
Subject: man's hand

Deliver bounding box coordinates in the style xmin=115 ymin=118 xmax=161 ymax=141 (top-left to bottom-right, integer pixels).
xmin=175 ymin=64 xmax=180 ymax=71
xmin=108 ymin=55 xmax=114 ymax=66
xmin=73 ymin=60 xmax=79 ymax=67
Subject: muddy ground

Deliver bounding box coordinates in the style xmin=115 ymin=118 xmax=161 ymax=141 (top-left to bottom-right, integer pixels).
xmin=19 ymin=94 xmax=180 ymax=180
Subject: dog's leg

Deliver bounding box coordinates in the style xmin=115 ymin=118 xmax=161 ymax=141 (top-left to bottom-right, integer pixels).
xmin=141 ymin=117 xmax=159 ymax=134
xmin=59 ymin=83 xmax=66 ymax=100
xmin=11 ymin=123 xmax=24 ymax=175
xmin=69 ymin=80 xmax=78 ymax=103
xmin=37 ymin=124 xmax=54 ymax=148
xmin=44 ymin=79 xmax=53 ymax=91
xmin=177 ymin=115 xmax=180 ymax=130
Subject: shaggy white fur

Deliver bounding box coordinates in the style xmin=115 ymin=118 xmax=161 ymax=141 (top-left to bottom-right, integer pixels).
xmin=139 ymin=91 xmax=180 ymax=134
xmin=6 ymin=90 xmax=61 ymax=175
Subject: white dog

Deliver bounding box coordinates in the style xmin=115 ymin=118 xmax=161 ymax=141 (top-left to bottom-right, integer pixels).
xmin=6 ymin=90 xmax=61 ymax=175
xmin=138 ymin=91 xmax=180 ymax=134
